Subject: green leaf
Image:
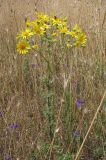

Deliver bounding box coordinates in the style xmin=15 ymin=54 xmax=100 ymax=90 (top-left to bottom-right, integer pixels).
xmin=58 ymin=153 xmax=72 ymax=160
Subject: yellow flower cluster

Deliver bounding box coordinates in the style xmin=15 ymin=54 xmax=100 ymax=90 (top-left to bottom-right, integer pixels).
xmin=69 ymin=24 xmax=87 ymax=47
xmin=16 ymin=12 xmax=87 ymax=54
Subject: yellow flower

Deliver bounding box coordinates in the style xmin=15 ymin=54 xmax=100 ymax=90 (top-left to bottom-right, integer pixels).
xmin=68 ymin=24 xmax=82 ymax=38
xmin=52 ymin=39 xmax=57 ymax=42
xmin=67 ymin=24 xmax=87 ymax=47
xmin=26 ymin=20 xmax=31 ymax=27
xmin=67 ymin=31 xmax=77 ymax=38
xmin=34 ymin=25 xmax=45 ymax=35
xmin=26 ymin=20 xmax=47 ymax=36
xmin=51 ymin=17 xmax=67 ymax=27
xmin=42 ymin=23 xmax=51 ymax=30
xmin=52 ymin=32 xmax=58 ymax=37
xmin=36 ymin=12 xmax=50 ymax=23
xmin=17 ymin=28 xmax=34 ymax=39
xmin=17 ymin=40 xmax=31 ymax=54
xmin=26 ymin=20 xmax=37 ymax=27
xmin=66 ymin=43 xmax=72 ymax=48
xmin=59 ymin=26 xmax=69 ymax=34
xmin=75 ymin=33 xmax=87 ymax=47
xmin=27 ymin=21 xmax=45 ymax=35
xmin=73 ymin=24 xmax=82 ymax=32
xmin=51 ymin=18 xmax=61 ymax=25
xmin=32 ymin=44 xmax=39 ymax=49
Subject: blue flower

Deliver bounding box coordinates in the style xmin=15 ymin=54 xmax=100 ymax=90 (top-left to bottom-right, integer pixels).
xmin=9 ymin=124 xmax=18 ymax=129
xmin=76 ymin=99 xmax=85 ymax=108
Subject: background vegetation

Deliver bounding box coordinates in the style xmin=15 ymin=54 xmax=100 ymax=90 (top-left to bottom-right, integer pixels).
xmin=0 ymin=0 xmax=106 ymax=159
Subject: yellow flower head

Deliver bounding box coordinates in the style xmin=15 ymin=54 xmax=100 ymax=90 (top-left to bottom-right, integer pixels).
xmin=42 ymin=23 xmax=51 ymax=30
xmin=52 ymin=32 xmax=58 ymax=37
xmin=17 ymin=28 xmax=34 ymax=39
xmin=34 ymin=25 xmax=45 ymax=35
xmin=67 ymin=24 xmax=87 ymax=47
xmin=68 ymin=31 xmax=77 ymax=38
xmin=73 ymin=24 xmax=82 ymax=33
xmin=32 ymin=44 xmax=39 ymax=50
xmin=68 ymin=24 xmax=82 ymax=38
xmin=26 ymin=20 xmax=47 ymax=36
xmin=51 ymin=17 xmax=67 ymax=27
xmin=17 ymin=40 xmax=31 ymax=54
xmin=26 ymin=21 xmax=37 ymax=27
xmin=36 ymin=12 xmax=50 ymax=23
xmin=66 ymin=43 xmax=72 ymax=48
xmin=59 ymin=26 xmax=69 ymax=34
xmin=75 ymin=32 xmax=87 ymax=47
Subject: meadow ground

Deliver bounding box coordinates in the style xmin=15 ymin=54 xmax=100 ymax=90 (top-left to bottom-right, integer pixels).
xmin=0 ymin=0 xmax=106 ymax=159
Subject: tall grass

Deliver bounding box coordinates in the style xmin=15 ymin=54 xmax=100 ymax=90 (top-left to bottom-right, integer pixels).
xmin=0 ymin=0 xmax=106 ymax=159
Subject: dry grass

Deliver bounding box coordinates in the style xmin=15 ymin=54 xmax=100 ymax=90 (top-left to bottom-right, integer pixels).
xmin=0 ymin=0 xmax=106 ymax=159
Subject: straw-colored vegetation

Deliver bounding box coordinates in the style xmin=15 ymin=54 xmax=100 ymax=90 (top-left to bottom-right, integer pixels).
xmin=0 ymin=0 xmax=106 ymax=160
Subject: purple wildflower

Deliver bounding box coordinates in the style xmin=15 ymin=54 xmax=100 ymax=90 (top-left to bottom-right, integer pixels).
xmin=72 ymin=80 xmax=78 ymax=87
xmin=31 ymin=63 xmax=40 ymax=68
xmin=9 ymin=124 xmax=18 ymax=129
xmin=73 ymin=130 xmax=80 ymax=137
xmin=32 ymin=64 xmax=37 ymax=68
xmin=0 ymin=111 xmax=3 ymax=116
xmin=76 ymin=99 xmax=85 ymax=108
xmin=64 ymin=64 xmax=68 ymax=69
xmin=5 ymin=155 xmax=11 ymax=160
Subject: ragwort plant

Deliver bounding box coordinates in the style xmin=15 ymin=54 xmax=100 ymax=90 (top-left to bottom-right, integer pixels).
xmin=16 ymin=12 xmax=87 ymax=159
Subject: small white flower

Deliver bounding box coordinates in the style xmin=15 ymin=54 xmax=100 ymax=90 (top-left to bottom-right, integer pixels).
xmin=55 ymin=128 xmax=59 ymax=133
